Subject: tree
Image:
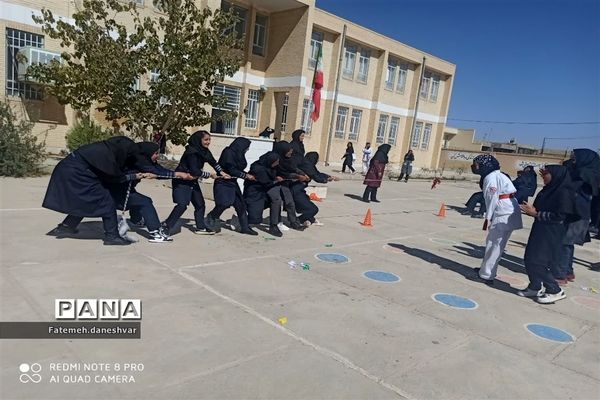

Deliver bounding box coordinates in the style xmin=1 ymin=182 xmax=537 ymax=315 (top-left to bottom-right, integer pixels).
xmin=27 ymin=0 xmax=243 ymax=145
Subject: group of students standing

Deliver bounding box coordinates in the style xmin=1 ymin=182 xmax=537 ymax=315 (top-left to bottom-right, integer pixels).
xmin=43 ymin=129 xmax=339 ymax=245
xmin=467 ymin=149 xmax=600 ymax=304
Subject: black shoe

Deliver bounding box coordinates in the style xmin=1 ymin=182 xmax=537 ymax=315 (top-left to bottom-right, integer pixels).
xmin=160 ymin=222 xmax=171 ymax=236
xmin=290 ymin=221 xmax=306 ymax=231
xmin=371 ymin=199 xmax=380 ymax=203
xmin=362 ymin=197 xmax=370 ymax=203
xmin=47 ymin=224 xmax=78 ymax=237
xmin=240 ymin=228 xmax=259 ymax=236
xmin=467 ymin=268 xmax=494 ymax=285
xmin=460 ymin=209 xmax=472 ymax=216
xmin=103 ymin=236 xmax=132 ymax=246
xmin=268 ymin=225 xmax=283 ymax=237
xmin=205 ymin=214 xmax=221 ymax=233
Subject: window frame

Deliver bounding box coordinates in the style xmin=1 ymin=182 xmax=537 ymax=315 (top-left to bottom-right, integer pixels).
xmin=356 ymin=48 xmax=370 ymax=83
xmin=244 ymin=89 xmax=260 ymax=129
xmin=5 ymin=28 xmax=45 ymax=100
xmin=384 ymin=59 xmax=397 ymax=91
xmin=421 ymin=123 xmax=432 ymax=150
xmin=308 ymin=31 xmax=324 ymax=69
xmin=222 ymin=1 xmax=248 ymax=40
xmin=252 ymin=14 xmax=268 ymax=56
xmin=342 ymin=44 xmax=357 ymax=80
xmin=348 ymin=109 xmax=362 ymax=141
xmin=387 ymin=116 xmax=400 ymax=146
xmin=280 ymin=94 xmax=289 ymax=133
xmin=334 ymin=106 xmax=349 ymax=139
xmin=301 ymin=98 xmax=313 ymax=133
xmin=395 ymin=63 xmax=407 ymax=94
xmin=411 ymin=121 xmax=423 ymax=148
xmin=376 ymin=114 xmax=388 ymax=144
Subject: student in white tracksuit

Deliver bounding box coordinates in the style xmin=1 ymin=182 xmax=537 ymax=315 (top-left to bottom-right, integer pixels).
xmin=471 ymin=155 xmax=523 ymax=283
xmin=362 ymin=143 xmax=373 ymax=175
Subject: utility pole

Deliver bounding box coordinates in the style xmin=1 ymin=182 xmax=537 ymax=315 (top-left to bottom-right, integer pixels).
xmin=324 ymin=24 xmax=346 ymax=165
xmin=541 ymin=137 xmax=547 ymax=155
xmin=408 ymin=56 xmax=426 ymax=150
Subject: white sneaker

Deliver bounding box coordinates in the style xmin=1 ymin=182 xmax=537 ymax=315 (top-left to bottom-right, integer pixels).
xmin=312 ymin=219 xmax=324 ymax=226
xmin=517 ymin=287 xmax=545 ymax=298
xmin=536 ymin=290 xmax=566 ymax=304
xmin=277 ymin=222 xmax=290 ymax=231
xmin=149 ymin=229 xmax=173 ymax=243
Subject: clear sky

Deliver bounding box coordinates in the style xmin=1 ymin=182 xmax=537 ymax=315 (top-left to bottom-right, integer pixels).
xmin=315 ymin=0 xmax=600 ymax=151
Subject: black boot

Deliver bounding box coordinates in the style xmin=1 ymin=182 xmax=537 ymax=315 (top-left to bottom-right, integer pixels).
xmin=268 ymin=224 xmax=283 ymax=237
xmin=362 ymin=187 xmax=371 ymax=203
xmin=205 ymin=212 xmax=221 ymax=233
xmin=370 ymin=188 xmax=380 ymax=203
xmin=103 ymin=234 xmax=132 ymax=246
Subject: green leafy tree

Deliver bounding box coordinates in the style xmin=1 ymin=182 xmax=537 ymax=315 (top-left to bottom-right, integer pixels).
xmin=27 ymin=0 xmax=243 ymax=145
xmin=0 ymin=101 xmax=46 ymax=177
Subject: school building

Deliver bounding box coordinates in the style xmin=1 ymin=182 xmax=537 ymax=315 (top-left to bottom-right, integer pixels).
xmin=2 ymin=0 xmax=456 ymax=169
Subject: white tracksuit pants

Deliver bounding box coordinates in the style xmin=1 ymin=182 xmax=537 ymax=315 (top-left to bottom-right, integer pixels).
xmin=479 ymin=223 xmax=514 ymax=280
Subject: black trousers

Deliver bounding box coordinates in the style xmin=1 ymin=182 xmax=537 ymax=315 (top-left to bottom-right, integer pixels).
xmin=362 ymin=186 xmax=378 ymax=201
xmin=291 ymin=183 xmax=318 ymax=223
xmin=209 ymin=190 xmax=250 ymax=231
xmin=164 ymin=181 xmax=206 ymax=229
xmin=279 ymin=185 xmax=298 ymax=224
xmin=342 ymin=160 xmax=355 ymax=173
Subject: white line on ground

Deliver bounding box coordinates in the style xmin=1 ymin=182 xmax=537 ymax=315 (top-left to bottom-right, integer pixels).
xmin=143 ymin=254 xmax=413 ymax=399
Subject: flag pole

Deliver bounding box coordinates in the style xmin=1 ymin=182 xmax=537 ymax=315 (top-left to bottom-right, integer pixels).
xmin=324 ymin=24 xmax=346 ymax=166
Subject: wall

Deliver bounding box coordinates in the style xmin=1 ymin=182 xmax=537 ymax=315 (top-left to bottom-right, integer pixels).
xmin=440 ymin=149 xmax=565 ymax=177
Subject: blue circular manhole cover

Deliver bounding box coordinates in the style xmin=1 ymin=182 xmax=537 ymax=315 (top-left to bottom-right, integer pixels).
xmin=363 ymin=270 xmax=400 ymax=283
xmin=315 ymin=253 xmax=350 ymax=264
xmin=525 ymin=324 xmax=575 ymax=343
xmin=432 ymin=293 xmax=478 ymax=309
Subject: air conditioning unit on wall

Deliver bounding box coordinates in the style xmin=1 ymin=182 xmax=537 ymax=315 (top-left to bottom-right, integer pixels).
xmin=17 ymin=47 xmax=62 ymax=83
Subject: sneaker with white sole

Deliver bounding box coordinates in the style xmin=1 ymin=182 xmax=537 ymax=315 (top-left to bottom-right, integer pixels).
xmin=277 ymin=222 xmax=290 ymax=231
xmin=149 ymin=229 xmax=173 ymax=243
xmin=517 ymin=287 xmax=545 ymax=298
xmin=193 ymin=227 xmax=216 ymax=235
xmin=536 ymin=290 xmax=566 ymax=304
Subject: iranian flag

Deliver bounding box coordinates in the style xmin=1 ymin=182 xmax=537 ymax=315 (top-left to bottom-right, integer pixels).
xmin=311 ymin=46 xmax=323 ymax=121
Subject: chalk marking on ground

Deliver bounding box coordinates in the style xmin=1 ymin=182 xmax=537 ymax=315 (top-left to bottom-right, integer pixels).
xmin=177 ymin=269 xmax=413 ymax=399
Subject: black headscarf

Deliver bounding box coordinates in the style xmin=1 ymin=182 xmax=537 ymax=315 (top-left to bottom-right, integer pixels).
xmin=371 ymin=144 xmax=391 ymax=164
xmin=573 ymin=148 xmax=600 ymax=196
xmin=533 ymin=165 xmax=577 ymax=216
xmin=290 ymin=129 xmax=305 ymax=157
xmin=130 ymin=142 xmax=159 ymax=170
xmin=274 ymin=140 xmax=300 ymax=178
xmin=256 ymin=151 xmax=280 ymax=168
xmin=472 ymin=154 xmax=500 ymax=178
xmin=183 ymin=130 xmax=217 ymax=165
xmin=77 ymin=136 xmax=137 ymax=178
xmin=222 ymin=137 xmax=251 ymax=171
xmin=299 ymin=152 xmax=320 ymax=178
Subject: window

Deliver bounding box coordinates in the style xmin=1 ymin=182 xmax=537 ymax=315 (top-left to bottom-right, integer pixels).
xmin=252 ymin=14 xmax=267 ymax=56
xmin=6 ymin=28 xmax=44 ymax=99
xmin=280 ymin=94 xmax=289 ymax=133
xmin=134 ymin=0 xmax=144 ymax=5
xmin=301 ymin=98 xmax=312 ymax=132
xmin=245 ymin=89 xmax=260 ymax=129
xmin=308 ymin=31 xmax=323 ymax=69
xmin=430 ymin=75 xmax=440 ymax=102
xmin=149 ymin=68 xmax=160 ymax=82
xmin=385 ymin=59 xmax=396 ymax=90
xmin=376 ymin=114 xmax=388 ymax=144
xmin=342 ymin=44 xmax=356 ymax=80
xmin=388 ymin=117 xmax=400 ymax=146
xmin=130 ymin=77 xmax=140 ymax=92
xmin=411 ymin=121 xmax=422 ymax=148
xmin=334 ymin=106 xmax=348 ymax=139
xmin=396 ymin=64 xmax=407 ymax=94
xmin=348 ymin=109 xmax=362 ymax=141
xmin=212 ymin=84 xmax=241 ymax=135
xmin=357 ymin=49 xmax=370 ymax=83
xmin=421 ymin=123 xmax=432 ymax=150
xmin=222 ymin=1 xmax=247 ymax=39
xmin=420 ymin=71 xmax=441 ymax=102
xmin=152 ymin=0 xmax=165 ymax=12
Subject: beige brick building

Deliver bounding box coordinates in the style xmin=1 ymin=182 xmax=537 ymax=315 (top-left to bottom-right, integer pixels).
xmin=2 ymin=0 xmax=456 ymax=169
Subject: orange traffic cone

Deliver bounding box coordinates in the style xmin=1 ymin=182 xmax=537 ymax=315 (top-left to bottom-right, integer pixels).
xmin=360 ymin=208 xmax=373 ymax=227
xmin=436 ymin=203 xmax=446 ymax=218
xmin=309 ymin=192 xmax=322 ymax=202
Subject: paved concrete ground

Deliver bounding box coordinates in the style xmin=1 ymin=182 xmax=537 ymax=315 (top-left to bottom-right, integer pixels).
xmin=1 ymin=170 xmax=599 ymax=400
